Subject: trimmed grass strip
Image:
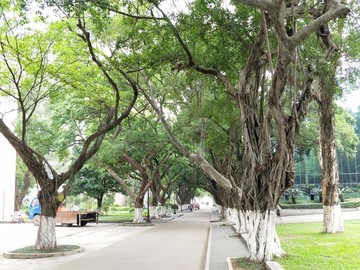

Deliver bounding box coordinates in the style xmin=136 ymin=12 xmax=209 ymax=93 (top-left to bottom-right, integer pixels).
xmin=276 ymin=220 xmax=360 ymax=270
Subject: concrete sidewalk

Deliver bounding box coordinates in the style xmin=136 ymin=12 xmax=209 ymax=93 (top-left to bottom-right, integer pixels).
xmin=207 ymin=207 xmax=360 ymax=270
xmin=49 ymin=210 xmax=211 ymax=270
xmin=1 ymin=207 xmax=359 ymax=270
xmin=206 ymin=223 xmax=249 ymax=270
xmin=277 ymin=208 xmax=360 ymax=223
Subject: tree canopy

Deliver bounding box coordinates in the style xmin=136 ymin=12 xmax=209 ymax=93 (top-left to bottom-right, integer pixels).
xmin=1 ymin=0 xmax=358 ymax=259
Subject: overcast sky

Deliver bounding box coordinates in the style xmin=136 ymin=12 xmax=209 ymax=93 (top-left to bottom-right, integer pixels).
xmin=337 ymin=90 xmax=360 ymax=112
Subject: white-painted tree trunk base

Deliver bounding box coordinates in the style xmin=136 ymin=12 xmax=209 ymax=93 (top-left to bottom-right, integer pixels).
xmin=228 ymin=208 xmax=236 ymax=224
xmin=221 ymin=205 xmax=226 ymax=220
xmin=245 ymin=210 xmax=285 ymax=262
xmin=323 ymin=204 xmax=344 ymax=233
xmin=228 ymin=208 xmax=244 ymax=234
xmin=133 ymin=208 xmax=144 ymax=223
xmin=238 ymin=210 xmax=247 ymax=234
xmin=35 ymin=216 xmax=57 ymax=250
xmin=225 ymin=208 xmax=232 ymax=225
xmin=150 ymin=206 xmax=160 ymax=219
xmin=160 ymin=205 xmax=167 ymax=216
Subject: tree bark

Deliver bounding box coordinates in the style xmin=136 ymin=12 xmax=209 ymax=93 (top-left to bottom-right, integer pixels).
xmin=133 ymin=208 xmax=144 ymax=223
xmin=159 ymin=205 xmax=168 ymax=217
xmin=96 ymin=194 xmax=104 ymax=212
xmin=14 ymin=169 xmax=32 ymax=211
xmin=245 ymin=210 xmax=284 ymax=261
xmin=143 ymin=0 xmax=348 ymax=262
xmin=106 ymin=166 xmax=147 ymax=223
xmin=133 ymin=190 xmax=146 ymax=223
xmin=34 ymin=186 xmax=61 ymax=249
xmin=0 ymin=15 xmax=138 ymax=249
xmin=311 ymin=1 xmax=345 ymax=234
xmin=35 ymin=216 xmax=57 ymax=249
xmin=318 ymin=77 xmax=344 ymax=233
xmin=301 ymin=152 xmax=309 ymax=186
xmin=150 ymin=206 xmax=159 ymax=219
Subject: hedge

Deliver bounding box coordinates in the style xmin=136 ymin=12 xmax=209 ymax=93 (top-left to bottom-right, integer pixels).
xmin=280 ymin=201 xmax=360 ymax=209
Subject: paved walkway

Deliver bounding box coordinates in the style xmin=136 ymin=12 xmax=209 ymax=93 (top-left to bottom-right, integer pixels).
xmin=1 ymin=207 xmax=359 ymax=270
xmin=207 ymin=223 xmax=249 ymax=270
xmin=50 ymin=209 xmax=211 ymax=270
xmin=277 ymin=208 xmax=360 ymax=224
xmin=207 ymin=207 xmax=360 ymax=270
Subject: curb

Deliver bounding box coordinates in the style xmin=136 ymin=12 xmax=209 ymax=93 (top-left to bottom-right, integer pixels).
xmin=3 ymin=246 xmax=84 ymax=259
xmin=226 ymin=257 xmax=284 ymax=270
xmin=238 ymin=233 xmax=284 ymax=270
xmin=205 ymin=224 xmax=212 ymax=270
xmin=266 ymin=261 xmax=285 ymax=270
xmin=226 ymin=257 xmax=234 ymax=270
xmin=118 ymin=222 xmax=154 ymax=227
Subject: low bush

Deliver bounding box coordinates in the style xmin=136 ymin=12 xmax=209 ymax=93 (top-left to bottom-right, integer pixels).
xmin=280 ymin=203 xmax=322 ymax=209
xmin=108 ymin=205 xmax=133 ymax=213
xmin=280 ymin=200 xmax=360 ymax=209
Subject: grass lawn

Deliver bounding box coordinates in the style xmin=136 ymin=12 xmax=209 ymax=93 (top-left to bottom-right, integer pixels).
xmin=276 ymin=220 xmax=360 ymax=270
xmin=10 ymin=245 xmax=81 ymax=254
xmin=98 ymin=212 xmax=134 ymax=222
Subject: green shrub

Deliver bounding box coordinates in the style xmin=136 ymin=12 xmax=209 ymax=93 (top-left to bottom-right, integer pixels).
xmin=344 ymin=192 xmax=360 ymax=199
xmin=341 ymin=201 xmax=360 ymax=208
xmin=119 ymin=206 xmax=131 ymax=212
xmin=280 ymin=203 xmax=323 ymax=209
xmin=21 ymin=204 xmax=30 ymax=215
xmin=109 ymin=205 xmax=120 ymax=212
xmin=280 ymin=200 xmax=360 ymax=209
xmin=142 ymin=209 xmax=149 ymax=217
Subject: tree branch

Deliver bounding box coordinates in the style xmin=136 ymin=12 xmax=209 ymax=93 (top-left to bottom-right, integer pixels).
xmin=289 ymin=0 xmax=349 ymax=50
xmin=89 ymin=0 xmax=165 ymax=20
xmin=232 ymin=0 xmax=276 ymax=13
xmin=105 ymin=166 xmax=136 ymax=200
xmin=140 ymin=76 xmax=232 ymax=192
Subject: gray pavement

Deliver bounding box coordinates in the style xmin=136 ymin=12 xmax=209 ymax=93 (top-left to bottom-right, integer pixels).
xmin=207 ymin=224 xmax=249 ymax=270
xmin=1 ymin=207 xmax=359 ymax=270
xmin=0 ymin=223 xmax=153 ymax=270
xmin=0 ymin=208 xmax=212 ymax=270
xmin=50 ymin=210 xmax=211 ymax=270
xmin=277 ymin=207 xmax=360 ymax=224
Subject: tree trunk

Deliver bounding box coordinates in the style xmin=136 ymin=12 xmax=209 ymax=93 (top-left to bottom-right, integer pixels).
xmin=236 ymin=30 xmax=295 ymax=260
xmin=150 ymin=206 xmax=159 ymax=219
xmin=35 ymin=216 xmax=57 ymax=249
xmin=245 ymin=210 xmax=284 ymax=261
xmin=159 ymin=205 xmax=167 ymax=217
xmin=159 ymin=195 xmax=168 ymax=217
xmin=133 ymin=208 xmax=144 ymax=223
xmin=150 ymin=190 xmax=160 ymax=218
xmin=14 ymin=169 xmax=32 ymax=211
xmin=319 ymin=77 xmax=344 ymax=233
xmin=144 ymin=0 xmax=349 ymax=263
xmin=96 ymin=194 xmax=104 ymax=212
xmin=133 ymin=196 xmax=145 ymax=223
xmin=35 ymin=189 xmax=59 ymax=249
xmin=228 ymin=208 xmax=245 ymax=234
xmin=302 ymin=152 xmax=309 ymax=186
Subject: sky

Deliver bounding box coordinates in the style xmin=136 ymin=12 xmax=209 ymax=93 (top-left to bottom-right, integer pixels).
xmin=337 ymin=90 xmax=360 ymax=112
